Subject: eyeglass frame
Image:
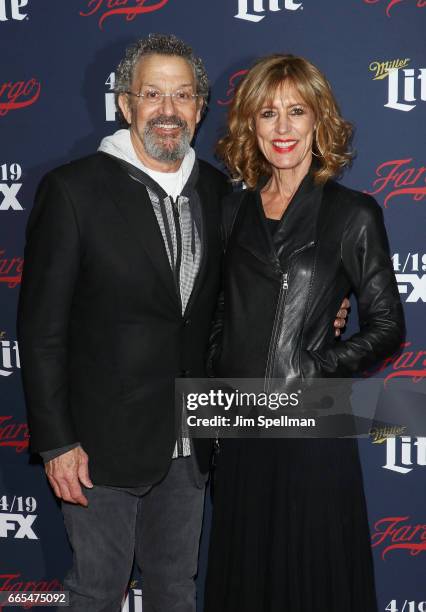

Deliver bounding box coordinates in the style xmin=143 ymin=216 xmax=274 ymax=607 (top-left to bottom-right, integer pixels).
xmin=124 ymin=89 xmax=200 ymax=105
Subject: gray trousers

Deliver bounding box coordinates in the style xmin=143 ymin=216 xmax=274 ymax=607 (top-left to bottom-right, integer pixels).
xmin=60 ymin=457 xmax=205 ymax=612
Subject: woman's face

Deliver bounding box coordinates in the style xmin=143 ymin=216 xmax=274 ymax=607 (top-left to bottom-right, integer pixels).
xmin=255 ymin=81 xmax=316 ymax=177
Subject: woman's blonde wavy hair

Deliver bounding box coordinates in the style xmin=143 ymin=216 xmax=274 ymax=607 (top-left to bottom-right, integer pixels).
xmin=217 ymin=54 xmax=354 ymax=188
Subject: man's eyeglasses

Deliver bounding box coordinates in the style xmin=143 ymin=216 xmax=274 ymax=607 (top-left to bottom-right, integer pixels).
xmin=125 ymin=88 xmax=199 ymax=106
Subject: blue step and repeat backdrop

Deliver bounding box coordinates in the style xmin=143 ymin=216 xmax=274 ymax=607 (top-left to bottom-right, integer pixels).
xmin=1 ymin=1 xmax=425 ymax=611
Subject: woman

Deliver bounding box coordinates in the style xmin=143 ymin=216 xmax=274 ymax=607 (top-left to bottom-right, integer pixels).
xmin=204 ymin=55 xmax=404 ymax=612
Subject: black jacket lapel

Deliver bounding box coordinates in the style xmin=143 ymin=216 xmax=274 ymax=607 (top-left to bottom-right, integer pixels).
xmin=99 ymin=153 xmax=179 ymax=307
xmin=234 ymin=190 xmax=276 ymax=266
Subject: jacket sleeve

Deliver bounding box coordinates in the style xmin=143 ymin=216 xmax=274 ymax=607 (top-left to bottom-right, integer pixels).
xmin=300 ymin=195 xmax=405 ymax=378
xmin=206 ymin=190 xmax=244 ymax=376
xmin=17 ymin=172 xmax=81 ymax=452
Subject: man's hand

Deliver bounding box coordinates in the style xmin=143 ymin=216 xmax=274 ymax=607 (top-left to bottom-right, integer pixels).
xmin=334 ymin=297 xmax=350 ymax=337
xmin=45 ymin=446 xmax=93 ymax=506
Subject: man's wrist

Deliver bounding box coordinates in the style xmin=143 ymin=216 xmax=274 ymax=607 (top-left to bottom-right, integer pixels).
xmin=40 ymin=442 xmax=81 ymax=464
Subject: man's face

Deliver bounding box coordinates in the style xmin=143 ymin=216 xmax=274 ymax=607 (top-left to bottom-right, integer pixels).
xmin=119 ymin=54 xmax=203 ymax=171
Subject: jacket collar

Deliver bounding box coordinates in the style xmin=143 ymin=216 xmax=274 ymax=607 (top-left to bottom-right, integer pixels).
xmin=99 ymin=152 xmax=181 ymax=308
xmin=235 ymin=170 xmax=324 ymax=268
xmin=98 ymin=152 xmax=213 ymax=316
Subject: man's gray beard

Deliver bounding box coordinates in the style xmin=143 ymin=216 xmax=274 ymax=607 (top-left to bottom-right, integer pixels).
xmin=143 ymin=117 xmax=191 ymax=163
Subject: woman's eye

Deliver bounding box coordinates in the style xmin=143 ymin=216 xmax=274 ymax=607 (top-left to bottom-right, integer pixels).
xmin=260 ymin=110 xmax=275 ymax=119
xmin=290 ymin=107 xmax=305 ymax=115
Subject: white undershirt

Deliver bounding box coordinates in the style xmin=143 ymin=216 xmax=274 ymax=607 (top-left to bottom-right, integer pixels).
xmin=98 ymin=128 xmax=194 ymax=200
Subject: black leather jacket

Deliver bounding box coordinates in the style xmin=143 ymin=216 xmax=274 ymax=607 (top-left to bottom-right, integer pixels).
xmin=209 ymin=173 xmax=405 ymax=382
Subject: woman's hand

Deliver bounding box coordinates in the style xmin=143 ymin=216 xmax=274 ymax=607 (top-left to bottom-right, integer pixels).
xmin=334 ymin=297 xmax=350 ymax=337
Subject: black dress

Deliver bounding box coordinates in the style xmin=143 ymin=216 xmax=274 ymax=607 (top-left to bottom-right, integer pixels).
xmin=205 ymin=437 xmax=377 ymax=612
xmin=204 ymin=196 xmax=380 ymax=611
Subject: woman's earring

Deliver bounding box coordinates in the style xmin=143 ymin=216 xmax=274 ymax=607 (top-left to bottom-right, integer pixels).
xmin=312 ymin=128 xmax=324 ymax=158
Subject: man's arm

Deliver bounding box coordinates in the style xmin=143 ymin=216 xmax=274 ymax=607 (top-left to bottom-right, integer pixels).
xmin=17 ymin=172 xmax=92 ymax=505
xmin=45 ymin=446 xmax=92 ymax=506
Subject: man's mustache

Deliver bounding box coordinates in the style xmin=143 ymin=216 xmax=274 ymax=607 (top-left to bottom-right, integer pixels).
xmin=147 ymin=115 xmax=188 ymax=130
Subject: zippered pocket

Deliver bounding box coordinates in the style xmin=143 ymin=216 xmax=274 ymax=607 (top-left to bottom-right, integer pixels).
xmin=264 ymin=271 xmax=289 ymax=387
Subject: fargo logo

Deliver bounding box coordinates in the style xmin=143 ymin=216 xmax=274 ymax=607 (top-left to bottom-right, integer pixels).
xmin=0 ymin=79 xmax=40 ymax=117
xmin=0 ymin=416 xmax=29 ymax=453
xmin=80 ymin=0 xmax=170 ymax=30
xmin=235 ymin=0 xmax=302 ymax=22
xmin=217 ymin=70 xmax=248 ymax=106
xmin=372 ymin=516 xmax=426 ymax=559
xmin=0 ymin=251 xmax=23 ymax=288
xmin=0 ymin=0 xmax=28 ymax=21
xmin=365 ymin=341 xmax=426 ymax=384
xmin=369 ymin=60 xmax=426 ymax=111
xmin=365 ymin=159 xmax=426 ymax=208
xmin=0 ymin=163 xmax=23 ymax=211
xmin=0 ymin=573 xmax=62 ymax=607
xmin=364 ymin=0 xmax=426 ymax=18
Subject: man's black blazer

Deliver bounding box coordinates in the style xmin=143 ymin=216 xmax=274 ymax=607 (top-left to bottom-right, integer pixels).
xmin=17 ymin=152 xmax=229 ymax=486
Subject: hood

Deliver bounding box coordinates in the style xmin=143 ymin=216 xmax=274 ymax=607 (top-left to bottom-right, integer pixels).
xmin=98 ymin=128 xmax=196 ymax=194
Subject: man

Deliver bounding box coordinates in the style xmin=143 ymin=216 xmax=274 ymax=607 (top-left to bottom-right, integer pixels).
xmin=18 ymin=34 xmax=348 ymax=612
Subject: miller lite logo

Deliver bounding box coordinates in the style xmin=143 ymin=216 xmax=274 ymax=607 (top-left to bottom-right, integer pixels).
xmin=381 ymin=436 xmax=426 ymax=474
xmin=364 ymin=0 xmax=426 ymax=18
xmin=0 ymin=0 xmax=28 ymax=21
xmin=369 ymin=58 xmax=411 ymax=80
xmin=80 ymin=0 xmax=170 ymax=30
xmin=0 ymin=338 xmax=20 ymax=376
xmin=0 ymin=163 xmax=23 ymax=211
xmin=121 ymin=582 xmax=143 ymax=612
xmin=365 ymin=158 xmax=426 ymax=208
xmin=235 ymin=0 xmax=303 ymax=22
xmin=369 ymin=60 xmax=426 ymax=111
xmin=372 ymin=516 xmax=426 ymax=558
xmin=0 ymin=79 xmax=41 ymax=117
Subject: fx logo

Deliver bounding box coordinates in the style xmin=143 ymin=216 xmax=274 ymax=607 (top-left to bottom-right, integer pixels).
xmin=0 ymin=164 xmax=23 ymax=211
xmin=0 ymin=0 xmax=28 ymax=21
xmin=0 ymin=184 xmax=22 ymax=210
xmin=396 ymin=274 xmax=426 ymax=302
xmin=0 ymin=513 xmax=37 ymax=539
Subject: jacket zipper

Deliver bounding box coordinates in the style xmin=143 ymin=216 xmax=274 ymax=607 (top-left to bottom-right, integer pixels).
xmin=265 ymin=271 xmax=289 ymax=387
xmin=264 ymin=240 xmax=315 ymax=388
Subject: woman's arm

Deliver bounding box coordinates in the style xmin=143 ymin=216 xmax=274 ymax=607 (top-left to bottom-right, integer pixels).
xmin=301 ymin=195 xmax=405 ymax=378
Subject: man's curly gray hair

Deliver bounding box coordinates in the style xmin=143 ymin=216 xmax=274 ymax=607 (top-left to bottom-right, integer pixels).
xmin=115 ymin=33 xmax=209 ymax=124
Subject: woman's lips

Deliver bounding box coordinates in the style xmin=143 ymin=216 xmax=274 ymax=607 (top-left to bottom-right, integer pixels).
xmin=272 ymin=139 xmax=298 ymax=153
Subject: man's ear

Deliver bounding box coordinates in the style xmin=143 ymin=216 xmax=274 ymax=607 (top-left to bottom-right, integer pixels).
xmin=118 ymin=93 xmax=132 ymax=126
xmin=195 ymin=99 xmax=204 ymax=125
